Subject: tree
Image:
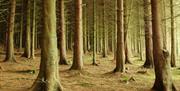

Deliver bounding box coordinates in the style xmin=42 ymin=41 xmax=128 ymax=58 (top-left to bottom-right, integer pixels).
xmin=114 ymin=0 xmax=125 ymax=73
xmin=4 ymin=0 xmax=16 ymax=62
xmin=59 ymin=0 xmax=68 ymax=65
xmin=30 ymin=0 xmax=36 ymax=59
xmin=170 ymin=0 xmax=176 ymax=67
xmin=92 ymin=0 xmax=97 ymax=65
xmin=30 ymin=0 xmax=63 ymax=90
xmin=151 ymin=0 xmax=176 ymax=90
xmin=143 ymin=0 xmax=153 ymax=68
xmin=102 ymin=0 xmax=107 ymax=57
xmin=22 ymin=0 xmax=31 ymax=58
xmin=70 ymin=0 xmax=83 ymax=70
xmin=124 ymin=0 xmax=132 ymax=64
xmin=19 ymin=0 xmax=24 ymax=51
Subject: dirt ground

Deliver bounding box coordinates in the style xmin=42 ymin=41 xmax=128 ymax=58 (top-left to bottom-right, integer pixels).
xmin=0 ymin=51 xmax=180 ymax=91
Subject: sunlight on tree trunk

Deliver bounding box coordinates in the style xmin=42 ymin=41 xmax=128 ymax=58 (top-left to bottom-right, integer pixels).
xmin=4 ymin=0 xmax=16 ymax=62
xmin=30 ymin=0 xmax=63 ymax=91
xmin=70 ymin=0 xmax=83 ymax=70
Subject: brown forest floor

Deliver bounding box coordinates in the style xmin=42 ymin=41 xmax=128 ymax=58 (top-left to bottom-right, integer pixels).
xmin=0 ymin=51 xmax=180 ymax=91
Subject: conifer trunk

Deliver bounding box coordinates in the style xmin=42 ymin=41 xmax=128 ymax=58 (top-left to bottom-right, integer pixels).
xmin=30 ymin=0 xmax=63 ymax=90
xmin=151 ymin=0 xmax=176 ymax=90
xmin=4 ymin=0 xmax=16 ymax=62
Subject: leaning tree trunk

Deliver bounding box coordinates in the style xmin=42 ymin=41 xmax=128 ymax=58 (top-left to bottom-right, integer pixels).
xmin=114 ymin=0 xmax=125 ymax=73
xmin=22 ymin=0 xmax=31 ymax=58
xmin=4 ymin=0 xmax=16 ymax=62
xmin=143 ymin=0 xmax=153 ymax=68
xmin=70 ymin=0 xmax=83 ymax=70
xmin=170 ymin=0 xmax=176 ymax=67
xmin=30 ymin=0 xmax=63 ymax=91
xmin=151 ymin=0 xmax=177 ymax=90
xmin=59 ymin=0 xmax=68 ymax=65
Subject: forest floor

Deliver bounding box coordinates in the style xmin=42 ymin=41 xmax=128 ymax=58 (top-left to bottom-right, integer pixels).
xmin=0 ymin=51 xmax=180 ymax=91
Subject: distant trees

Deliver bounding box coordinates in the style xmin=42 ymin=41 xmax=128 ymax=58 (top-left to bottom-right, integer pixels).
xmin=4 ymin=0 xmax=16 ymax=62
xmin=0 ymin=0 xmax=179 ymax=90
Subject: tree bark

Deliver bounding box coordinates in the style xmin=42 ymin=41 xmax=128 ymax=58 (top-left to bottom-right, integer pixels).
xmin=59 ymin=0 xmax=68 ymax=65
xmin=151 ymin=0 xmax=177 ymax=90
xmin=70 ymin=0 xmax=83 ymax=70
xmin=4 ymin=0 xmax=16 ymax=62
xmin=143 ymin=0 xmax=153 ymax=68
xmin=30 ymin=0 xmax=63 ymax=91
xmin=114 ymin=0 xmax=125 ymax=73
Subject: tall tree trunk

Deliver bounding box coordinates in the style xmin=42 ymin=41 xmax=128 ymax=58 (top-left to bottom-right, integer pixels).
xmin=19 ymin=0 xmax=24 ymax=51
xmin=22 ymin=0 xmax=31 ymax=58
xmin=151 ymin=0 xmax=177 ymax=90
xmin=70 ymin=0 xmax=83 ymax=70
xmin=92 ymin=0 xmax=97 ymax=65
xmin=102 ymin=0 xmax=107 ymax=57
xmin=114 ymin=0 xmax=125 ymax=73
xmin=143 ymin=0 xmax=153 ymax=68
xmin=30 ymin=0 xmax=36 ymax=59
xmin=124 ymin=0 xmax=132 ymax=64
xmin=83 ymin=0 xmax=87 ymax=54
xmin=4 ymin=0 xmax=16 ymax=62
xmin=162 ymin=0 xmax=167 ymax=50
xmin=30 ymin=0 xmax=63 ymax=90
xmin=59 ymin=0 xmax=68 ymax=65
xmin=170 ymin=0 xmax=176 ymax=67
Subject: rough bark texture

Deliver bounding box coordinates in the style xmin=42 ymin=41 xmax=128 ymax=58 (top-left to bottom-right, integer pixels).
xmin=114 ymin=0 xmax=125 ymax=73
xmin=170 ymin=0 xmax=176 ymax=67
xmin=70 ymin=0 xmax=83 ymax=70
xmin=22 ymin=0 xmax=31 ymax=58
xmin=59 ymin=0 xmax=68 ymax=65
xmin=4 ymin=0 xmax=16 ymax=62
xmin=30 ymin=0 xmax=63 ymax=91
xmin=143 ymin=0 xmax=153 ymax=68
xmin=151 ymin=0 xmax=177 ymax=90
